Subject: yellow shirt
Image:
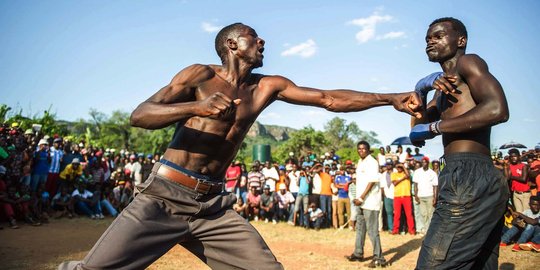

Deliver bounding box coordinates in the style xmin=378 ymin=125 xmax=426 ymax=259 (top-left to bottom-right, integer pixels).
xmin=391 ymin=171 xmax=411 ymax=197
xmin=59 ymin=164 xmax=83 ymax=181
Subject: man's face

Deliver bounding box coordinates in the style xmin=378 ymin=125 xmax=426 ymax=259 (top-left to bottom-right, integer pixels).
xmin=530 ymin=200 xmax=540 ymax=214
xmin=357 ymin=144 xmax=369 ymax=159
xmin=265 ymin=161 xmax=271 ymax=168
xmin=422 ymin=160 xmax=429 ymax=170
xmin=432 ymin=162 xmax=440 ymax=170
xmin=425 ymin=22 xmax=463 ymax=63
xmin=234 ymin=26 xmax=265 ymax=68
xmin=510 ymin=153 xmax=520 ymax=164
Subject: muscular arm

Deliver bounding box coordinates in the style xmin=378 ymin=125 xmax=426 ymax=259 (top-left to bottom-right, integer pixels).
xmin=264 ymin=76 xmax=422 ymax=118
xmin=438 ymin=55 xmax=509 ymax=133
xmin=411 ymin=93 xmax=441 ymax=126
xmin=130 ymin=65 xmax=215 ymax=129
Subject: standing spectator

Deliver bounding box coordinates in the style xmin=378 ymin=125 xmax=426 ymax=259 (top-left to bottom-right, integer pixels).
xmin=140 ymin=154 xmax=154 ymax=184
xmin=125 ymin=154 xmax=142 ymax=186
xmin=412 ymin=148 xmax=424 ymax=161
xmin=347 ymin=141 xmax=387 ymax=267
xmin=431 ymin=160 xmax=440 ymax=176
xmin=238 ymin=163 xmax=249 ymax=203
xmin=334 ymin=168 xmax=351 ymax=228
xmin=261 ymin=161 xmax=279 ymax=193
xmin=293 ymin=168 xmax=310 ymax=227
xmin=287 ymin=163 xmax=300 ymax=225
xmin=380 ymin=159 xmax=395 ymax=232
xmin=397 ymin=145 xmax=408 ymax=164
xmin=348 ymin=173 xmax=357 ymax=230
xmin=247 ymin=164 xmax=264 ymax=191
xmin=260 ymin=185 xmax=276 ymax=224
xmin=225 ymin=161 xmax=242 ymax=193
xmin=318 ymin=164 xmax=333 ymax=228
xmin=46 ymin=137 xmax=63 ymax=195
xmin=391 ymin=163 xmax=415 ymax=235
xmin=506 ymin=148 xmax=530 ymax=213
xmin=31 ymin=138 xmax=50 ymax=191
xmin=61 ymin=143 xmax=82 ymax=172
xmin=377 ymin=147 xmax=386 ymax=167
xmin=413 ymin=157 xmax=438 ymax=234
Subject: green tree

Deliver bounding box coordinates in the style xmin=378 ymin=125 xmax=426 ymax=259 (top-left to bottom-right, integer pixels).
xmin=274 ymin=126 xmax=328 ymax=162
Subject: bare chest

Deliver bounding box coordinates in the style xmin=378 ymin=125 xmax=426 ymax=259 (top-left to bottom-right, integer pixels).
xmin=438 ymin=81 xmax=477 ymax=120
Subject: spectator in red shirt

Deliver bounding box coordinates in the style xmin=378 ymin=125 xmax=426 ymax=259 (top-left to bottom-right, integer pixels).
xmin=506 ymin=148 xmax=530 ymax=213
xmin=225 ymin=160 xmax=242 ymax=193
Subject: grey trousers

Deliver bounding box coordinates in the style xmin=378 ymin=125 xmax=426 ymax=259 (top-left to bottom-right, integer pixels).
xmin=353 ymin=208 xmax=383 ymax=260
xmin=418 ymin=196 xmax=434 ymax=233
xmin=59 ymin=164 xmax=283 ymax=270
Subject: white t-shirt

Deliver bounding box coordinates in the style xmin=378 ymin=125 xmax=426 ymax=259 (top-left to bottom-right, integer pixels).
xmin=262 ymin=167 xmax=279 ymax=192
xmin=413 ymin=168 xmax=438 ymax=197
xmin=312 ymin=173 xmax=322 ymax=195
xmin=379 ymin=170 xmax=395 ymax=199
xmin=72 ymin=189 xmax=93 ymax=199
xmin=377 ymin=153 xmax=386 ymax=167
xmin=522 ymin=209 xmax=540 ymax=219
xmin=356 ymin=155 xmax=381 ymax=211
xmin=399 ymin=152 xmax=408 ymax=163
xmin=287 ymin=170 xmax=300 ymax=193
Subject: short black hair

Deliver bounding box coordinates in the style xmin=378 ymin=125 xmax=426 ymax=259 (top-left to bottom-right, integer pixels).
xmin=215 ymin=23 xmax=246 ymax=64
xmin=508 ymin=148 xmax=520 ymax=156
xmin=531 ymin=196 xmax=540 ymax=204
xmin=357 ymin=140 xmax=370 ymax=150
xmin=430 ymin=17 xmax=468 ymax=39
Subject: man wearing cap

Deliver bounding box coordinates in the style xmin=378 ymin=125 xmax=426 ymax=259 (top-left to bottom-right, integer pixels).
xmin=412 ymin=157 xmax=438 ymax=234
xmin=125 ymin=154 xmax=143 ymax=185
xmin=46 ymin=138 xmax=64 ymax=195
xmin=31 ymin=138 xmax=50 ymax=192
xmin=260 ymin=184 xmax=276 ymax=224
xmin=59 ymin=158 xmax=83 ymax=190
xmin=225 ymin=161 xmax=242 ymax=193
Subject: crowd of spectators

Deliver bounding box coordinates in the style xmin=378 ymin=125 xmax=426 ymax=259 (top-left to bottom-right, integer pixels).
xmin=0 ymin=123 xmax=156 ymax=229
xmin=1 ymin=122 xmax=539 ymax=254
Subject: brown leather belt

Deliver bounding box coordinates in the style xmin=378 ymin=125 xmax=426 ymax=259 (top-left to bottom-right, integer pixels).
xmin=154 ymin=163 xmax=223 ymax=195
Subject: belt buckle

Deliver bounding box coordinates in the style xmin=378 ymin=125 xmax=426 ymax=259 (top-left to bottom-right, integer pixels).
xmin=192 ymin=176 xmax=213 ymax=194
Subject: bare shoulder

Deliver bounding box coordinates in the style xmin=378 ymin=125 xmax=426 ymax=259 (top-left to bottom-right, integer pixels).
xmin=170 ymin=64 xmax=216 ymax=86
xmin=456 ymin=54 xmax=489 ymax=77
xmin=258 ymin=74 xmax=295 ymax=91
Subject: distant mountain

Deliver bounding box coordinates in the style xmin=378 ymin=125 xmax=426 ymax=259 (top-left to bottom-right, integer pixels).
xmin=246 ymin=121 xmax=297 ymax=142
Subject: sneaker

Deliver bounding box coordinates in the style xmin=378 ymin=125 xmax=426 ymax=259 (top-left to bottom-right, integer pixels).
xmin=531 ymin=243 xmax=540 ymax=252
xmin=511 ymin=244 xmax=521 ymax=252
xmin=264 ymin=218 xmax=269 ymax=223
xmin=367 ymin=259 xmax=387 ymax=268
xmin=345 ymin=254 xmax=364 ymax=262
xmin=90 ymin=214 xmax=97 ymax=220
xmin=272 ymin=219 xmax=277 ymax=225
xmin=287 ymin=221 xmax=294 ymax=226
xmin=499 ymin=242 xmax=508 ymax=247
xmin=9 ymin=219 xmax=19 ymax=229
xmin=98 ymin=214 xmax=105 ymax=219
xmin=519 ymin=242 xmax=533 ymax=251
xmin=254 ymin=216 xmax=259 ymax=222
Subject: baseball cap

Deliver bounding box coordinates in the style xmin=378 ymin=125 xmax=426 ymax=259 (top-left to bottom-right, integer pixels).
xmin=24 ymin=129 xmax=33 ymax=135
xmin=130 ymin=154 xmax=136 ymax=160
xmin=72 ymin=158 xmax=80 ymax=164
xmin=385 ymin=158 xmax=394 ymax=165
xmin=53 ymin=138 xmax=62 ymax=143
xmin=279 ymin=183 xmax=286 ymax=190
xmin=263 ymin=185 xmax=270 ymax=190
xmin=345 ymin=160 xmax=353 ymax=165
xmin=38 ymin=139 xmax=48 ymax=145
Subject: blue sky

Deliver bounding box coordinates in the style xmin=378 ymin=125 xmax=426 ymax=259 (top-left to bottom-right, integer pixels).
xmin=1 ymin=0 xmax=538 ymax=159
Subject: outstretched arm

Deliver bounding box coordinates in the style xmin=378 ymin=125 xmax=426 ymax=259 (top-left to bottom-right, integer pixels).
xmin=438 ymin=55 xmax=509 ymax=133
xmin=264 ymin=76 xmax=423 ymax=118
xmin=130 ymin=64 xmax=240 ymax=129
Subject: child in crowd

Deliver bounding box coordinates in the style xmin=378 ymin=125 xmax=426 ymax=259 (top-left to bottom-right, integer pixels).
xmin=307 ymin=202 xmax=324 ymax=230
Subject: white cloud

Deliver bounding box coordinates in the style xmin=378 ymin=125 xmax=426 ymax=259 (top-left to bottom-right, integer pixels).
xmin=201 ymin=22 xmax=222 ymax=33
xmin=377 ymin=31 xmax=406 ymax=40
xmin=260 ymin=112 xmax=281 ymax=119
xmin=281 ymin=39 xmax=317 ymax=58
xmin=347 ymin=12 xmax=392 ymax=43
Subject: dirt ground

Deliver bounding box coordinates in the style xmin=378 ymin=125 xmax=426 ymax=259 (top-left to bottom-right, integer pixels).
xmin=0 ymin=218 xmax=538 ymax=270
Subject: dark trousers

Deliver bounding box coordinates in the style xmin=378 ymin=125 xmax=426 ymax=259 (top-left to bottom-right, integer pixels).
xmin=416 ymin=153 xmax=509 ymax=270
xmin=59 ymin=162 xmax=283 ymax=270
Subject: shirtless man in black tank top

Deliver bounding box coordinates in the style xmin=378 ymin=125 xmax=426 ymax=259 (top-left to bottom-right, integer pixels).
xmin=410 ymin=17 xmax=510 ymax=269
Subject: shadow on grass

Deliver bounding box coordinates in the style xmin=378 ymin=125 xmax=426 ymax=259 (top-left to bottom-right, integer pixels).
xmin=382 ymin=238 xmax=423 ymax=265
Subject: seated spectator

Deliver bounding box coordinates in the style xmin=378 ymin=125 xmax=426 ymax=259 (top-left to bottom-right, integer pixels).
xmin=6 ymin=185 xmax=41 ymax=226
xmin=307 ymin=202 xmax=324 ymax=230
xmin=233 ymin=197 xmax=247 ymax=219
xmin=260 ymin=185 xmax=276 ymax=224
xmin=52 ymin=186 xmax=75 ymax=219
xmin=59 ymin=158 xmax=83 ymax=190
xmin=246 ymin=186 xmax=261 ymax=221
xmin=93 ymin=182 xmax=118 ymax=218
xmin=0 ymin=166 xmax=20 ymax=229
xmin=501 ymin=196 xmax=540 ymax=251
xmin=72 ymin=180 xmax=103 ymax=219
xmin=120 ymin=186 xmax=133 ymax=211
xmin=275 ymin=183 xmax=295 ymax=223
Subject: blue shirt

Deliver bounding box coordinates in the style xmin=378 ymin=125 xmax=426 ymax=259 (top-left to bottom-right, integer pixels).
xmin=49 ymin=147 xmax=63 ymax=173
xmin=334 ymin=175 xmax=351 ymax=198
xmin=33 ymin=150 xmax=49 ymax=175
xmin=298 ymin=176 xmax=310 ymax=195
